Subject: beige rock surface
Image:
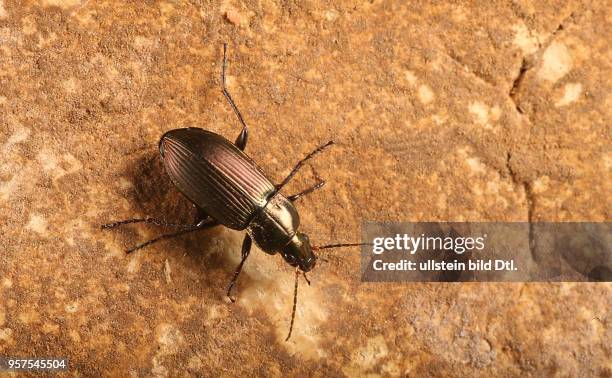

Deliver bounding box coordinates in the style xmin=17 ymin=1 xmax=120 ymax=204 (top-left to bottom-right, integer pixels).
xmin=0 ymin=0 xmax=610 ymax=376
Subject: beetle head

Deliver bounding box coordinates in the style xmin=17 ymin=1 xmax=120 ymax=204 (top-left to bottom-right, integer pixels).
xmin=281 ymin=232 xmax=316 ymax=272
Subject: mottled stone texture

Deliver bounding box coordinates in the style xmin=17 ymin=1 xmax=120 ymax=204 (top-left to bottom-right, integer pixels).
xmin=0 ymin=0 xmax=609 ymax=376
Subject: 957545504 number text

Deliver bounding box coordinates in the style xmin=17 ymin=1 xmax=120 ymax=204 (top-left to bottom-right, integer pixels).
xmin=0 ymin=358 xmax=68 ymax=371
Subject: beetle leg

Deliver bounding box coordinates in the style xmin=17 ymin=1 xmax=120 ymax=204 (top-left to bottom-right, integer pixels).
xmin=287 ymin=164 xmax=326 ymax=202
xmin=226 ymin=234 xmax=252 ymax=302
xmin=194 ymin=206 xmax=212 ymax=225
xmin=102 ymin=218 xmax=199 ymax=229
xmin=126 ymin=227 xmax=200 ymax=254
xmin=123 ymin=218 xmax=219 ymax=254
xmin=221 ymin=43 xmax=249 ymax=151
xmin=234 ymin=127 xmax=248 ymax=151
xmin=276 ymin=141 xmax=334 ymax=192
xmin=287 ymin=180 xmax=326 ymax=202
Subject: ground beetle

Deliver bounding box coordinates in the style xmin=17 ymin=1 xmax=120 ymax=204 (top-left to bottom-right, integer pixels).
xmin=102 ymin=44 xmax=366 ymax=340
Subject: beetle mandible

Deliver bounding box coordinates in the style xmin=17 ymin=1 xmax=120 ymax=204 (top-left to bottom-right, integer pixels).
xmin=102 ymin=44 xmax=366 ymax=340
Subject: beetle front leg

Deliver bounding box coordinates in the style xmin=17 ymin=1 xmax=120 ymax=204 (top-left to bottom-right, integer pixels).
xmin=287 ymin=165 xmax=326 ymax=202
xmin=226 ymin=234 xmax=252 ymax=302
xmin=276 ymin=141 xmax=334 ymax=192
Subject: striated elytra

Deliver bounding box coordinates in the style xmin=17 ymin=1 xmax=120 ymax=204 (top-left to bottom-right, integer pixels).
xmin=159 ymin=126 xmax=320 ymax=273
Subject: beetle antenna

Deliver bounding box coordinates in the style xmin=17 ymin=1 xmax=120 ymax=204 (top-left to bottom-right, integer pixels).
xmin=285 ymin=267 xmax=300 ymax=342
xmin=312 ymin=242 xmax=372 ymax=251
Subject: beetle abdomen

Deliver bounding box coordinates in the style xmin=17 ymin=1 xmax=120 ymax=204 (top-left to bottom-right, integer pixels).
xmin=159 ymin=128 xmax=276 ymax=230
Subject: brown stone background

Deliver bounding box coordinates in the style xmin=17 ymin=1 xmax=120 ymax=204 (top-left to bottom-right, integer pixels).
xmin=0 ymin=0 xmax=610 ymax=376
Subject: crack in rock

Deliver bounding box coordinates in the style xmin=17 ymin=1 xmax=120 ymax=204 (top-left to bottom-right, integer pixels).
xmin=504 ymin=11 xmax=579 ymax=261
xmin=509 ymin=59 xmax=529 ymax=114
xmin=507 ymin=11 xmax=576 ymax=117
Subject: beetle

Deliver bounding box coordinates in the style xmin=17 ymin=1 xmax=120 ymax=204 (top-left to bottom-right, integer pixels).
xmin=102 ymin=44 xmax=366 ymax=340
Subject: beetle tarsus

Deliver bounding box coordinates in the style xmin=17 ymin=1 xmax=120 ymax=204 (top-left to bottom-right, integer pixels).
xmin=226 ymin=234 xmax=252 ymax=301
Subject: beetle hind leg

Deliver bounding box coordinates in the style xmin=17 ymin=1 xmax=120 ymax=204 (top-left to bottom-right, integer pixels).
xmin=102 ymin=204 xmax=214 ymax=230
xmin=125 ymin=226 xmax=203 ymax=254
xmin=106 ymin=218 xmax=219 ymax=253
xmin=101 ymin=217 xmax=198 ymax=230
xmin=221 ymin=43 xmax=249 ymax=151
